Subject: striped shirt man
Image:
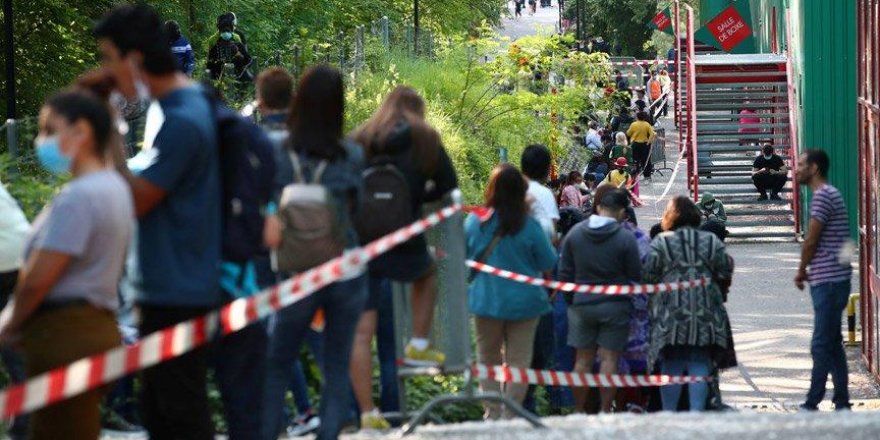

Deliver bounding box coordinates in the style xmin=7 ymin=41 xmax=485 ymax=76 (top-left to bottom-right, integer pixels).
xmin=807 ymin=184 xmax=852 ymax=284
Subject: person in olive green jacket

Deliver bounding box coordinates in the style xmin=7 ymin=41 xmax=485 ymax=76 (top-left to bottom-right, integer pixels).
xmin=699 ymin=192 xmax=727 ymax=224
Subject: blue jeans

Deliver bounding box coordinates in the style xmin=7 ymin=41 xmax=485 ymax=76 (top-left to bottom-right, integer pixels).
xmin=262 ymin=275 xmax=368 ymax=440
xmin=213 ymin=320 xmax=268 ymax=440
xmin=289 ymin=331 xmax=323 ymax=416
xmin=523 ymin=311 xmax=555 ymax=413
xmin=550 ymin=293 xmax=575 ymax=409
xmin=660 ymin=348 xmax=711 ymax=411
xmin=806 ymin=279 xmax=851 ymax=408
xmin=369 ymin=276 xmax=402 ymax=414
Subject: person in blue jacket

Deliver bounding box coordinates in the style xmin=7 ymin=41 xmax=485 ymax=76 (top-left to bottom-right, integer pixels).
xmin=466 ymin=164 xmax=558 ymax=420
xmin=165 ymin=20 xmax=195 ymax=77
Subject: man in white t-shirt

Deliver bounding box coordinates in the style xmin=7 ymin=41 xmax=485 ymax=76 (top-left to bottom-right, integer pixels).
xmin=521 ymin=144 xmax=560 ymax=240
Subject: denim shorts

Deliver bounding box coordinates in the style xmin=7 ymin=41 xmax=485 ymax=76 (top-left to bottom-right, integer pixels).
xmin=567 ymin=300 xmax=632 ymax=352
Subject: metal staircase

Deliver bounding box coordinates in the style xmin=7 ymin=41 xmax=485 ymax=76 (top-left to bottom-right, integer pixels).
xmin=686 ymin=54 xmax=799 ymax=240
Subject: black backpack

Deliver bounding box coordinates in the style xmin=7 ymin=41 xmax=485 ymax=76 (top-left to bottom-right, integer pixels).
xmin=208 ymin=96 xmax=277 ymax=263
xmin=355 ymin=121 xmax=416 ymax=244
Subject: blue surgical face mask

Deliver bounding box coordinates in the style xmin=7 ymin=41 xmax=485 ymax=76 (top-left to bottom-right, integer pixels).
xmin=764 ymin=154 xmax=773 ymax=160
xmin=35 ymin=136 xmax=72 ymax=175
xmin=220 ymin=32 xmax=234 ymax=41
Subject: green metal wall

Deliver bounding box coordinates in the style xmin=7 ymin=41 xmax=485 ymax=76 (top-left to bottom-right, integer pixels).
xmin=699 ymin=0 xmax=733 ymax=25
xmin=750 ymin=0 xmax=858 ymax=237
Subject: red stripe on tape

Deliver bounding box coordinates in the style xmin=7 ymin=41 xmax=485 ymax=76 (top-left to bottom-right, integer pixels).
xmin=88 ymin=355 xmax=106 ymax=390
xmin=47 ymin=369 xmax=66 ymax=404
xmin=3 ymin=384 xmax=23 ymax=419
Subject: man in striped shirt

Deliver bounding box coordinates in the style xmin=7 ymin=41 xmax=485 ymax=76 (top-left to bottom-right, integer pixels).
xmin=794 ymin=149 xmax=853 ymax=411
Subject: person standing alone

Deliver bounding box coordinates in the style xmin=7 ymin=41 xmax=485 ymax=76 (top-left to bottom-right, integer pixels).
xmin=794 ymin=149 xmax=853 ymax=411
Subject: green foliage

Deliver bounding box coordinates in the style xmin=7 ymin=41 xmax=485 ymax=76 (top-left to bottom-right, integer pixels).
xmin=564 ymin=0 xmax=660 ymax=58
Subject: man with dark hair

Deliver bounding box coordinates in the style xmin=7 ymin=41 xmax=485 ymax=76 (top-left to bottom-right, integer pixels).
xmin=752 ymin=144 xmax=788 ymax=200
xmin=521 ymin=144 xmax=559 ymax=240
xmin=95 ymin=5 xmax=220 ymax=438
xmin=795 ymin=149 xmax=852 ymax=412
xmin=560 ymin=188 xmax=641 ymax=413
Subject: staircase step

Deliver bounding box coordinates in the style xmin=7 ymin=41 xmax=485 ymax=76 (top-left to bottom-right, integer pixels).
xmin=727 ymin=231 xmax=797 ymax=240
xmin=698 ymin=177 xmax=790 ymax=185
xmin=696 ymin=71 xmax=788 ymax=79
xmin=726 ymin=209 xmax=793 ymax=216
xmin=702 ymin=187 xmax=792 ymax=195
xmin=696 ymin=94 xmax=788 ymax=101
xmin=697 ymin=123 xmax=790 ymax=131
xmin=726 ymin=219 xmax=795 ymax=228
xmin=698 ymin=133 xmax=790 ymax=140
xmin=704 ymin=155 xmax=791 ymax=162
xmin=696 ymin=113 xmax=791 ymax=120
xmin=696 ymin=82 xmax=788 ymax=89
xmin=696 ymin=103 xmax=790 ymax=110
xmin=721 ymin=199 xmax=791 ymax=206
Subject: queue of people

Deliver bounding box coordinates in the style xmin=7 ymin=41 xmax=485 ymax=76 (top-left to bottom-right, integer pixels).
xmin=0 ymin=5 xmax=452 ymax=440
xmin=0 ymin=4 xmax=853 ymax=440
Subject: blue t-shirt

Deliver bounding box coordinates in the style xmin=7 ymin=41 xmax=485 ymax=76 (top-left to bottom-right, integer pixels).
xmin=127 ymin=86 xmax=222 ymax=307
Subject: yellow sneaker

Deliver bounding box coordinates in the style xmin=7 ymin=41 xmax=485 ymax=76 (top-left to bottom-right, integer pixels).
xmin=404 ymin=344 xmax=446 ymax=367
xmin=360 ymin=411 xmax=391 ymax=430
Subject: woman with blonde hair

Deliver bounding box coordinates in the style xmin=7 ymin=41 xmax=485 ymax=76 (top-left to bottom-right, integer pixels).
xmin=349 ymin=86 xmax=458 ymax=428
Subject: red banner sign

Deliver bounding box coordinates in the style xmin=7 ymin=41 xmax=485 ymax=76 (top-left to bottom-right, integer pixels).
xmin=706 ymin=5 xmax=752 ymax=51
xmin=652 ymin=11 xmax=672 ymax=32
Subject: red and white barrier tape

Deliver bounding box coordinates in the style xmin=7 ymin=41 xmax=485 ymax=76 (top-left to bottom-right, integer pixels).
xmin=466 ymin=261 xmax=708 ymax=295
xmin=0 ymin=204 xmax=463 ymax=420
xmin=472 ymin=364 xmax=706 ymax=388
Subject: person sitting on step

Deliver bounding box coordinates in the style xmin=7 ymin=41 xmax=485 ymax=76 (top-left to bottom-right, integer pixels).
xmin=752 ymin=144 xmax=787 ymax=201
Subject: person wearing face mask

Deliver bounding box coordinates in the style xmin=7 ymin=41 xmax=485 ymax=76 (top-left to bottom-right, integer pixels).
xmin=559 ymin=188 xmax=641 ymax=414
xmin=0 ymin=89 xmax=134 ymax=439
xmin=94 ymin=5 xmax=222 ymax=438
xmin=207 ymin=13 xmax=252 ymax=81
xmin=752 ymin=143 xmax=788 ymax=201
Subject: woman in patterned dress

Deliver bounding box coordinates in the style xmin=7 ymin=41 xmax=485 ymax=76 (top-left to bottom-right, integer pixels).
xmin=643 ymin=196 xmax=733 ymax=412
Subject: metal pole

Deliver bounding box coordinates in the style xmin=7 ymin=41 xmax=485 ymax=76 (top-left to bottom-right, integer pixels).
xmin=413 ymin=0 xmax=420 ymax=55
xmin=292 ymin=45 xmax=301 ymax=78
xmin=4 ymin=0 xmax=16 ymax=119
xmin=338 ymin=31 xmax=345 ymax=69
xmin=381 ymin=16 xmax=390 ymax=49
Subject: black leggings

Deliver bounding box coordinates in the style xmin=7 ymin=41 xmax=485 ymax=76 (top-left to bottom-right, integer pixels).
xmin=632 ymin=142 xmax=654 ymax=177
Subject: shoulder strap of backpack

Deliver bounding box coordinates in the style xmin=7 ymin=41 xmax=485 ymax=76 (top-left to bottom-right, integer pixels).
xmin=289 ymin=152 xmax=306 ymax=184
xmin=289 ymin=152 xmax=329 ymax=185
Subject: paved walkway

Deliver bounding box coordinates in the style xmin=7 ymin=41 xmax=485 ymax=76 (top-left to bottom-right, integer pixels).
xmin=498 ymin=1 xmax=561 ymax=40
xmin=637 ymin=117 xmax=880 ymax=412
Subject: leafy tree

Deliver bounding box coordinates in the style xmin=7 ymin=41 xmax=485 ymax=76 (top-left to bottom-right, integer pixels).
xmin=565 ymin=0 xmax=660 ymax=57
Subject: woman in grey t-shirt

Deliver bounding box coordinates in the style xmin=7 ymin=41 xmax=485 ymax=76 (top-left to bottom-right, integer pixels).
xmin=0 ymin=89 xmax=133 ymax=439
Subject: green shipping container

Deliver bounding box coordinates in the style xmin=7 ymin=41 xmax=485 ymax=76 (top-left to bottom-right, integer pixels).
xmin=751 ymin=0 xmax=858 ymax=238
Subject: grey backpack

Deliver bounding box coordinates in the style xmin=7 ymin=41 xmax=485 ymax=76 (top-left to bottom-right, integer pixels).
xmin=276 ymin=153 xmax=346 ymax=273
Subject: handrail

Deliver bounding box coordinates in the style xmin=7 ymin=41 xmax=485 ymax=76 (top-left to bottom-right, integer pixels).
xmin=674 ymin=0 xmax=684 ymax=152
xmin=785 ymin=9 xmax=801 ymax=237
xmin=686 ymin=5 xmax=698 ymax=202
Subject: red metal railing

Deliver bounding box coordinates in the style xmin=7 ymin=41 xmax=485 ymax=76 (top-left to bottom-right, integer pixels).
xmin=784 ymin=9 xmax=801 ymax=237
xmin=857 ymin=0 xmax=880 ymax=379
xmin=674 ymin=0 xmax=683 ymax=151
xmin=686 ymin=5 xmax=698 ymax=202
